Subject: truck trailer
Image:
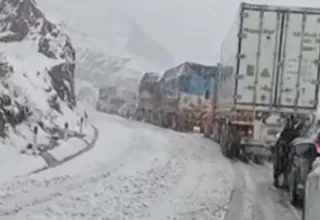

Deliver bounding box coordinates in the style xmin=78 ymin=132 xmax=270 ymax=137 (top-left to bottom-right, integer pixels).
xmin=215 ymin=2 xmax=320 ymax=161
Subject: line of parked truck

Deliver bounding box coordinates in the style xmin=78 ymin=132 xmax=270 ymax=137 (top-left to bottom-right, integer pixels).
xmin=135 ymin=62 xmax=216 ymax=135
xmin=95 ymin=2 xmax=320 ymax=218
xmin=134 ymin=2 xmax=320 ymax=218
xmin=216 ymin=2 xmax=320 ymax=219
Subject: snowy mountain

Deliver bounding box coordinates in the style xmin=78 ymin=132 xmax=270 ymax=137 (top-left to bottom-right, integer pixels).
xmin=37 ymin=0 xmax=174 ymax=94
xmin=0 ymin=0 xmax=80 ymax=149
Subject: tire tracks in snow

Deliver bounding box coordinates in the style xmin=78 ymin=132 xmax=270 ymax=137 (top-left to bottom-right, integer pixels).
xmin=143 ymin=135 xmax=233 ymax=220
xmin=0 ymin=125 xmax=185 ymax=218
xmin=245 ymin=163 xmax=302 ymax=220
xmin=224 ymin=161 xmax=246 ymax=220
xmin=225 ymin=161 xmax=301 ymax=220
xmin=0 ymin=128 xmax=141 ymax=216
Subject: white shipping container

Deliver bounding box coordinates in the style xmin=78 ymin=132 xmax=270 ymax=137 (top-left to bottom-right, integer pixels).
xmin=218 ymin=2 xmax=320 ymax=113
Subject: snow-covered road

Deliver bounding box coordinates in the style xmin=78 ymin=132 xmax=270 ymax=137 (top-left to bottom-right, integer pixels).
xmin=0 ymin=108 xmax=234 ymax=220
xmin=225 ymin=161 xmax=302 ymax=220
xmin=0 ymin=107 xmax=304 ymax=220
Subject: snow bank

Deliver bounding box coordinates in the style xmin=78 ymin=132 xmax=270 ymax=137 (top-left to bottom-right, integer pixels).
xmin=81 ymin=125 xmax=95 ymax=143
xmin=0 ymin=124 xmax=94 ymax=184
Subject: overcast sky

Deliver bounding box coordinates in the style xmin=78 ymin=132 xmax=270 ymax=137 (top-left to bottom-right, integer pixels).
xmin=108 ymin=0 xmax=320 ymax=66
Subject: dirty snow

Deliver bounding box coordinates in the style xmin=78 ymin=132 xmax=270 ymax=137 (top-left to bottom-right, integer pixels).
xmin=0 ymin=105 xmax=234 ymax=219
xmin=226 ymin=162 xmax=302 ymax=220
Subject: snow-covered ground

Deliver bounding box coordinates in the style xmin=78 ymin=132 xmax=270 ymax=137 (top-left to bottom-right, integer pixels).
xmin=0 ymin=147 xmax=46 ymax=184
xmin=0 ymin=121 xmax=95 ymax=184
xmin=0 ymin=104 xmax=307 ymax=219
xmin=0 ymin=105 xmax=234 ymax=219
xmin=48 ymin=130 xmax=94 ymax=162
xmin=225 ymin=161 xmax=302 ymax=220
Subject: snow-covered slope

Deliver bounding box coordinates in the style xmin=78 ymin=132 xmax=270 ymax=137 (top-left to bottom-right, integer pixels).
xmin=0 ymin=0 xmax=80 ymax=149
xmin=38 ymin=0 xmax=174 ymax=92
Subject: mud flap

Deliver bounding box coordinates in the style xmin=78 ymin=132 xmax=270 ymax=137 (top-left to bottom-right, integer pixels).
xmin=238 ymin=145 xmax=249 ymax=163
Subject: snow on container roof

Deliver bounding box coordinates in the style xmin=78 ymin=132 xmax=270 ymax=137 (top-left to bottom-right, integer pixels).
xmin=160 ymin=61 xmax=218 ymax=84
xmin=241 ymin=2 xmax=320 ymax=14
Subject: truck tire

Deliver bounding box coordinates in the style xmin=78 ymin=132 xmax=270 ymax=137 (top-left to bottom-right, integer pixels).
xmin=239 ymin=146 xmax=249 ymax=163
xmin=213 ymin=122 xmax=221 ymax=143
xmin=227 ymin=141 xmax=233 ymax=159
xmin=273 ymin=170 xmax=280 ymax=188
xmin=225 ymin=128 xmax=233 ymax=159
xmin=200 ymin=124 xmax=204 ymax=134
xmin=253 ymin=155 xmax=261 ymax=164
xmin=289 ymin=175 xmax=299 ymax=206
xmin=220 ymin=125 xmax=228 ymax=157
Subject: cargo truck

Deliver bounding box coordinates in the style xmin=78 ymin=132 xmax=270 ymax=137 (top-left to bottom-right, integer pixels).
xmin=214 ymin=2 xmax=320 ymax=162
xmin=158 ymin=62 xmax=217 ymax=132
xmin=136 ymin=72 xmax=161 ymax=122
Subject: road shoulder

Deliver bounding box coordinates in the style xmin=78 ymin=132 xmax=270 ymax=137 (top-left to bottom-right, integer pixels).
xmin=31 ymin=125 xmax=99 ymax=174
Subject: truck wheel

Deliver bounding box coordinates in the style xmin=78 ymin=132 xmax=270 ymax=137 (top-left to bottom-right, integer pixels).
xmin=289 ymin=176 xmax=299 ymax=206
xmin=273 ymin=172 xmax=280 ymax=188
xmin=253 ymin=155 xmax=260 ymax=164
xmin=220 ymin=128 xmax=227 ymax=156
xmin=214 ymin=122 xmax=221 ymax=143
xmin=225 ymin=141 xmax=231 ymax=158
xmin=238 ymin=145 xmax=247 ymax=163
xmin=219 ymin=130 xmax=225 ymax=155
xmin=200 ymin=125 xmax=204 ymax=133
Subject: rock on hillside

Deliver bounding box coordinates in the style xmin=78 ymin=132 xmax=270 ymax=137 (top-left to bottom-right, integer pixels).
xmin=0 ymin=0 xmax=79 ymax=147
xmin=0 ymin=0 xmax=76 ymax=106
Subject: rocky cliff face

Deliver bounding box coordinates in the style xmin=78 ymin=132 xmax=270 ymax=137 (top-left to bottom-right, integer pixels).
xmin=0 ymin=0 xmax=76 ymax=107
xmin=37 ymin=0 xmax=174 ymax=101
xmin=0 ymin=0 xmax=78 ymax=139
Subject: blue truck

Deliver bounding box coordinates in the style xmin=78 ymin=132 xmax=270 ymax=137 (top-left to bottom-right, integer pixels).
xmin=137 ymin=62 xmax=218 ymax=131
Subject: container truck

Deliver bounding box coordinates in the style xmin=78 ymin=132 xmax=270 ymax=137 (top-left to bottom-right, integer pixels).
xmin=158 ymin=62 xmax=217 ymax=132
xmin=215 ymin=2 xmax=320 ymax=162
xmin=96 ymin=86 xmax=116 ymax=112
xmin=136 ymin=72 xmax=161 ymax=123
